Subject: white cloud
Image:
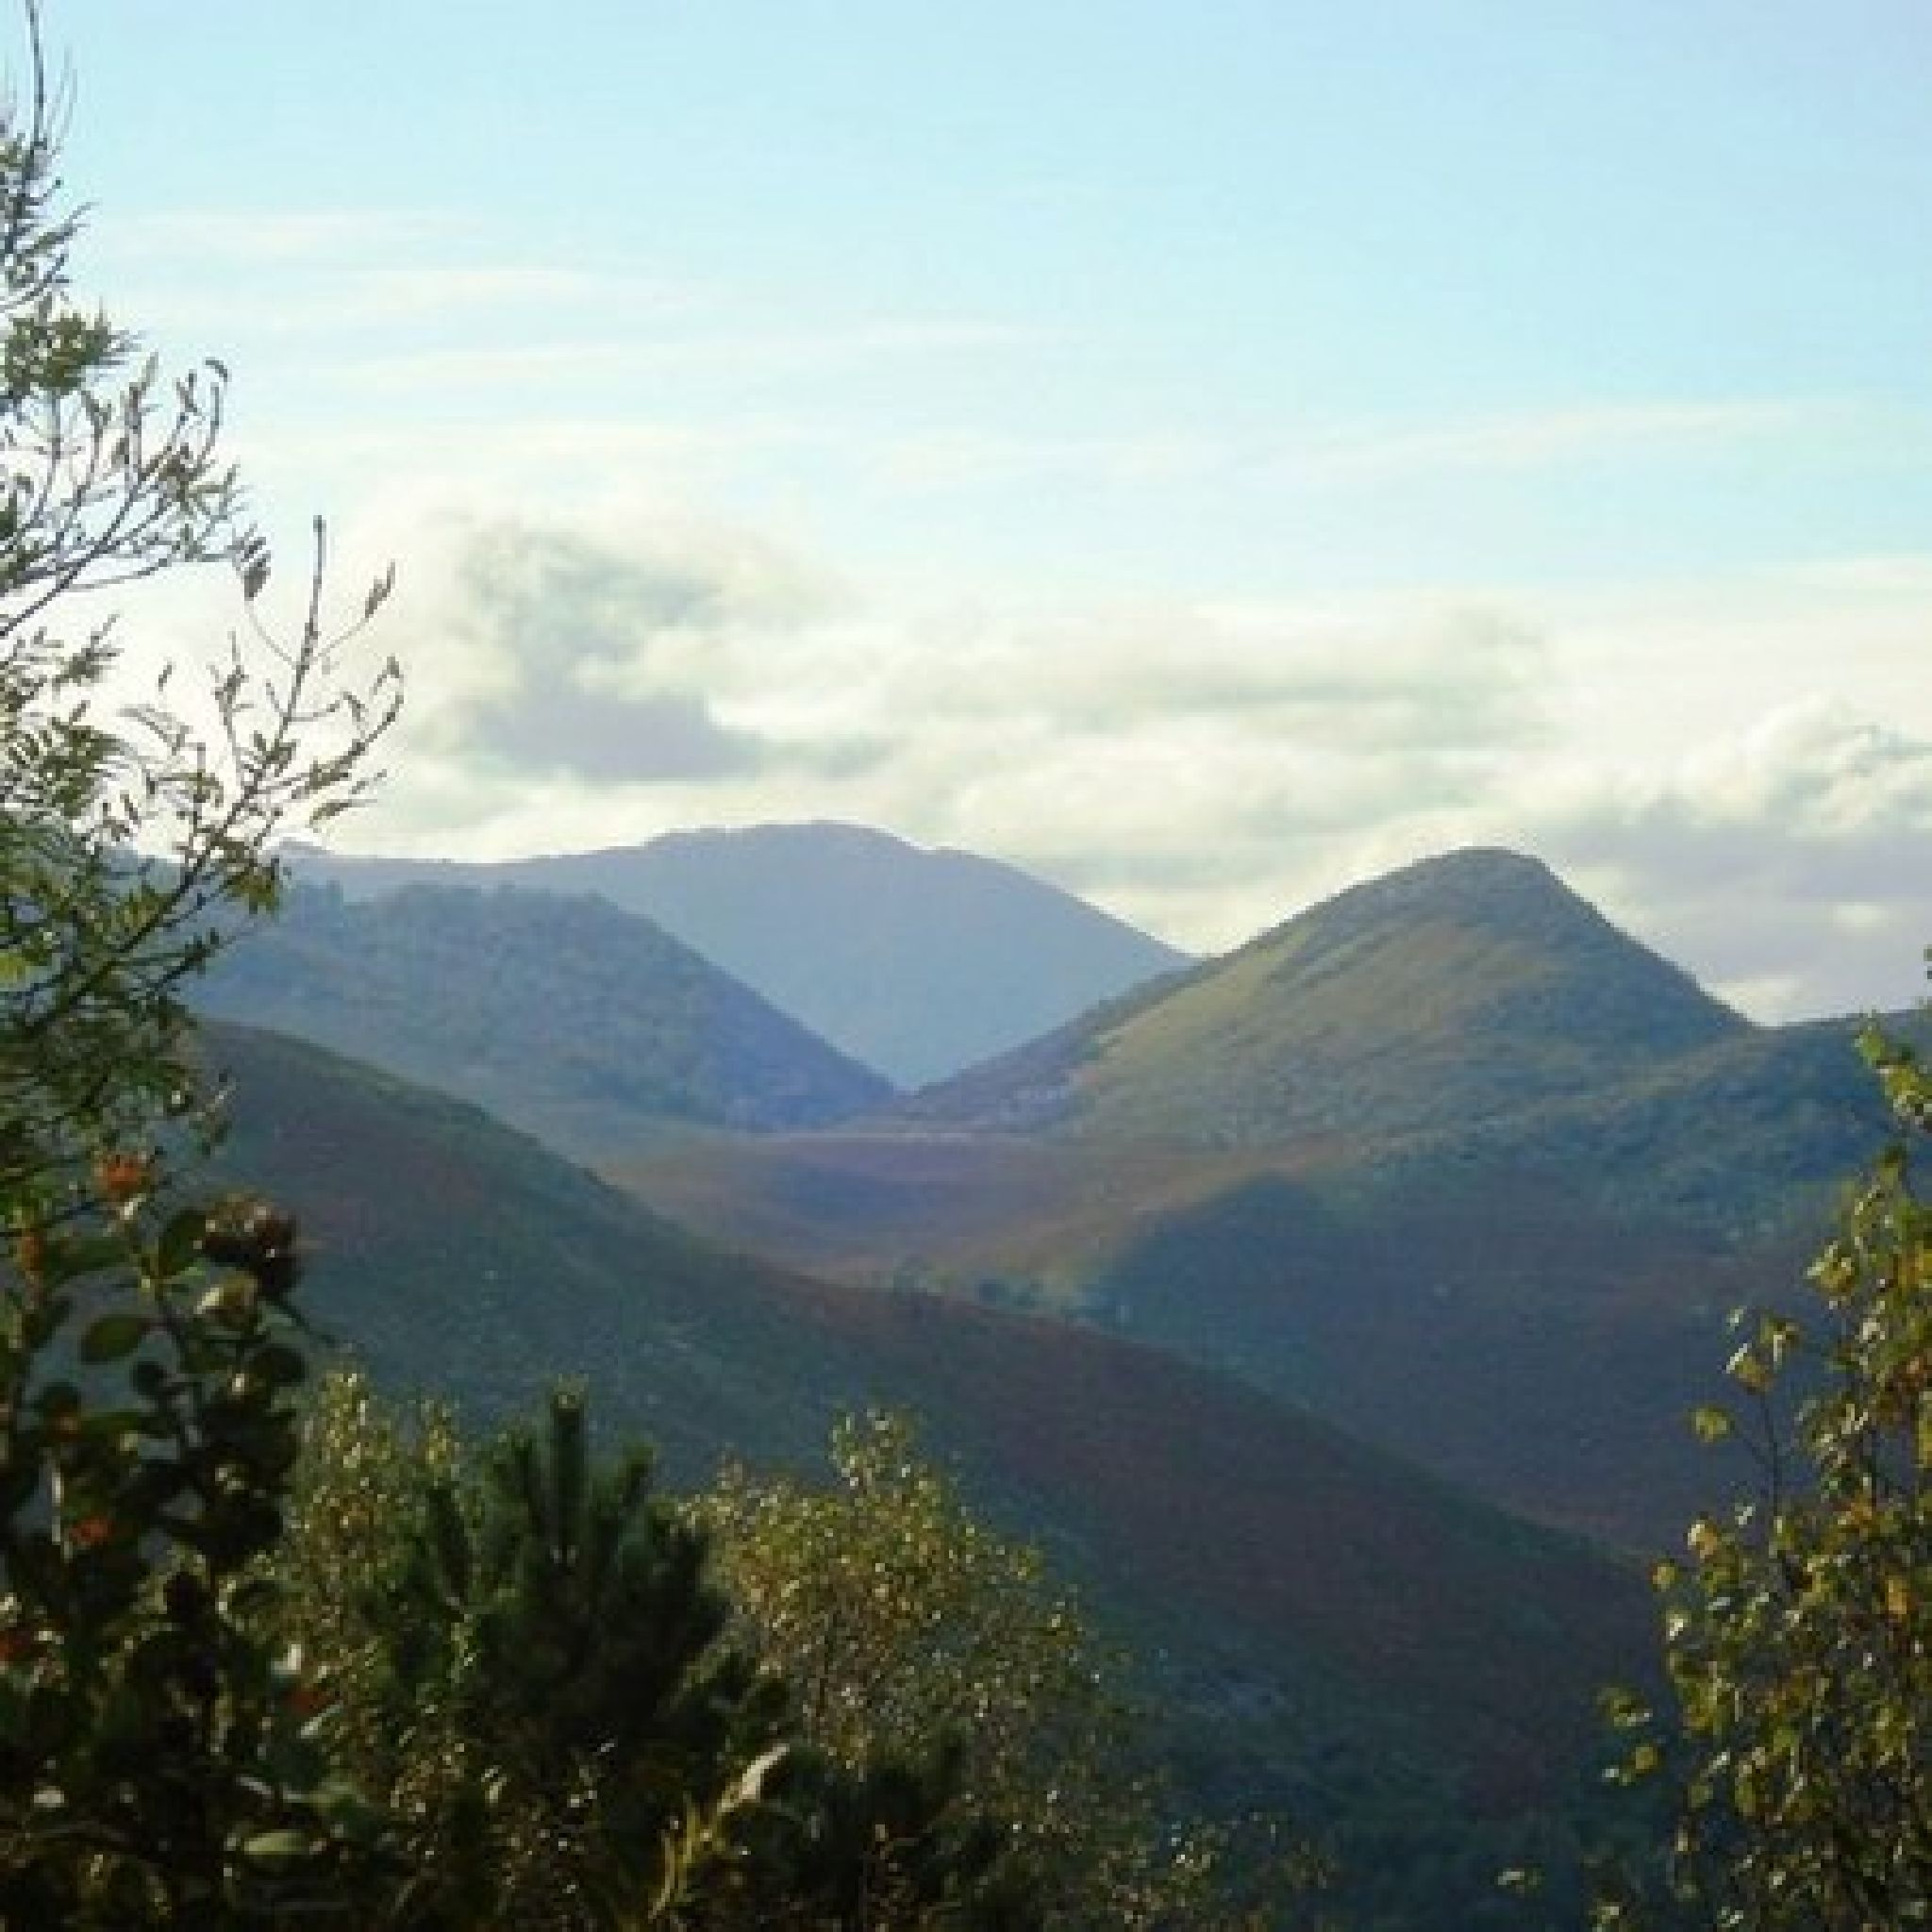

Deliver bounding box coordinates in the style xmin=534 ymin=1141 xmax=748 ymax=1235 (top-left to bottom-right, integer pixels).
xmin=362 ymin=505 xmax=865 ymax=791
xmin=1525 ymin=698 xmax=1932 ymax=1019
xmin=273 ymin=487 xmax=1932 ymax=1024
xmin=337 ymin=499 xmax=1554 ymax=933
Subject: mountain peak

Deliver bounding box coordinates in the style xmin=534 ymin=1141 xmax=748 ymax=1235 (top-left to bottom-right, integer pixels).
xmin=587 ymin=819 xmax=912 ymax=863
xmin=284 ymin=824 xmax=1191 ymax=1087
xmin=905 ymin=846 xmax=1748 ymax=1145
xmin=1234 ymin=845 xmax=1652 ymax=975
xmin=1266 ymin=845 xmax=1571 ymax=934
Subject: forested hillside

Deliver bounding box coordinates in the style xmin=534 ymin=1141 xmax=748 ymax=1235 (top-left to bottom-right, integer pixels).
xmin=204 ymin=1022 xmax=1661 ymax=1924
xmin=286 ymin=823 xmax=1191 ymax=1088
xmin=617 ymin=858 xmax=1924 ymax=1551
xmin=197 ymin=877 xmax=893 ymax=1159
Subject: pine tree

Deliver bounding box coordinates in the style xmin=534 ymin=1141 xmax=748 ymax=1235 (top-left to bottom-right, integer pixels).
xmin=352 ymin=1388 xmax=788 ymax=1926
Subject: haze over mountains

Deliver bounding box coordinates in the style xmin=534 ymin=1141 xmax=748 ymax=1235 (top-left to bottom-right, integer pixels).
xmin=604 ymin=841 xmax=1921 ymax=1546
xmin=215 ymin=827 xmax=1930 ymax=1545
xmin=197 ymin=879 xmax=891 ymax=1162
xmin=283 ymin=822 xmax=1191 ymax=1087
xmin=198 ymin=824 xmax=1928 ymax=1921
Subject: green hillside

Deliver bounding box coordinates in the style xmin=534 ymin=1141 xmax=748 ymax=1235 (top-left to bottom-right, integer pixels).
xmin=900 ymin=846 xmax=1746 ymax=1141
xmin=621 ymin=1021 xmax=1918 ymax=1549
xmin=614 ymin=854 xmax=1924 ymax=1552
xmin=196 ymin=879 xmax=893 ymax=1163
xmin=1359 ymin=1010 xmax=1923 ymax=1234
xmin=204 ymin=1023 xmax=879 ymax=1473
xmin=616 ymin=1122 xmax=1789 ymax=1549
xmin=204 ymin=1021 xmax=1657 ymax=1921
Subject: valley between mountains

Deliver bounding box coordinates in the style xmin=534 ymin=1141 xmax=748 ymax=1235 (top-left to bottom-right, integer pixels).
xmin=195 ymin=822 xmax=1925 ymax=1925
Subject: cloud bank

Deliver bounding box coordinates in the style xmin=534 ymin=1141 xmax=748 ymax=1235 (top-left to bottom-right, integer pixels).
xmin=336 ymin=497 xmax=1932 ymax=1024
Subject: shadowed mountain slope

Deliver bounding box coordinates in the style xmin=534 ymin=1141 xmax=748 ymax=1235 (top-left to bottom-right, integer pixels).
xmin=615 ymin=853 xmax=1926 ymax=1548
xmin=622 ymin=1015 xmax=1924 ymax=1548
xmin=285 ymin=822 xmax=1191 ymax=1087
xmin=615 ymin=1125 xmax=1790 ymax=1550
xmin=195 ymin=880 xmax=892 ymax=1163
xmin=899 ymin=846 xmax=1747 ymax=1142
xmin=618 ymin=1023 xmax=1914 ymax=1547
xmin=1357 ymin=1010 xmax=1919 ymax=1238
xmin=202 ymin=1021 xmax=1652 ymax=1850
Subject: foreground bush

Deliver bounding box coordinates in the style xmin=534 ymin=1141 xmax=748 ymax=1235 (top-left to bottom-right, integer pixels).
xmin=1603 ymin=1023 xmax=1932 ymax=1927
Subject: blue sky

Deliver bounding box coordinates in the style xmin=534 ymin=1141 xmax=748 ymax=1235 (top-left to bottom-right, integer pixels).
xmin=42 ymin=1 xmax=1932 ymax=1016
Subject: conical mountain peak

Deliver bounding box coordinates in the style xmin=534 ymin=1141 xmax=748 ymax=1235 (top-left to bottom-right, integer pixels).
xmin=906 ymin=846 xmax=1747 ymax=1146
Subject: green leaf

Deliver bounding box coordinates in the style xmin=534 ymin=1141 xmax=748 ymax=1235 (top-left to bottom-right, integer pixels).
xmin=156 ymin=1207 xmax=207 ymax=1281
xmin=42 ymin=1233 xmax=123 ymax=1285
xmin=239 ymin=1828 xmax=316 ymax=1869
xmin=252 ymin=1341 xmax=308 ymax=1390
xmin=78 ymin=1311 xmax=153 ymax=1363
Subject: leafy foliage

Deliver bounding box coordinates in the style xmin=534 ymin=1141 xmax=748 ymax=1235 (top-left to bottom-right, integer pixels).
xmin=1604 ymin=1023 xmax=1932 ymax=1925
xmin=0 ymin=7 xmax=396 ymax=1915
xmin=0 ymin=1184 xmax=387 ymax=1923
xmin=0 ymin=11 xmax=398 ymax=1213
xmin=353 ymin=1385 xmax=788 ymax=1924
xmin=279 ymin=1378 xmax=1060 ymax=1928
xmin=703 ymin=1411 xmax=1295 ymax=1927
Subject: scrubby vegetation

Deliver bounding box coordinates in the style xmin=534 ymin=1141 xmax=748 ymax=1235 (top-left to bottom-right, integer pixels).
xmin=272 ymin=1375 xmax=1292 ymax=1926
xmin=1597 ymin=1021 xmax=1932 ymax=1926
xmin=0 ymin=27 xmax=1291 ymax=1919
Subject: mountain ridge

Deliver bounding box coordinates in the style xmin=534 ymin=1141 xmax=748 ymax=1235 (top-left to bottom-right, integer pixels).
xmin=197 ymin=1017 xmax=1656 ymax=1902
xmin=196 ymin=877 xmax=893 ymax=1163
xmin=895 ymin=844 xmax=1750 ymax=1141
xmin=607 ymin=846 xmax=1924 ymax=1550
xmin=284 ymin=821 xmax=1192 ymax=1087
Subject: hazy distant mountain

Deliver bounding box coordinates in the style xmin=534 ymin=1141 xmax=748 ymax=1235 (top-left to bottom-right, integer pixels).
xmin=204 ymin=1019 xmax=1654 ymax=1920
xmin=196 ymin=879 xmax=892 ymax=1161
xmin=284 ymin=823 xmax=1191 ymax=1087
xmin=898 ymin=845 xmax=1749 ymax=1141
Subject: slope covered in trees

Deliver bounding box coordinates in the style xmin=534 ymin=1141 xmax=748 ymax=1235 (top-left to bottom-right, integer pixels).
xmin=286 ymin=823 xmax=1192 ymax=1089
xmin=206 ymin=1023 xmax=1653 ymax=1841
xmin=196 ymin=877 xmax=894 ymax=1161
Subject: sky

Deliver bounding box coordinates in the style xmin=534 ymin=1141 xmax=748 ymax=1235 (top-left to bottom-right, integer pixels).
xmin=42 ymin=0 xmax=1932 ymax=1019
